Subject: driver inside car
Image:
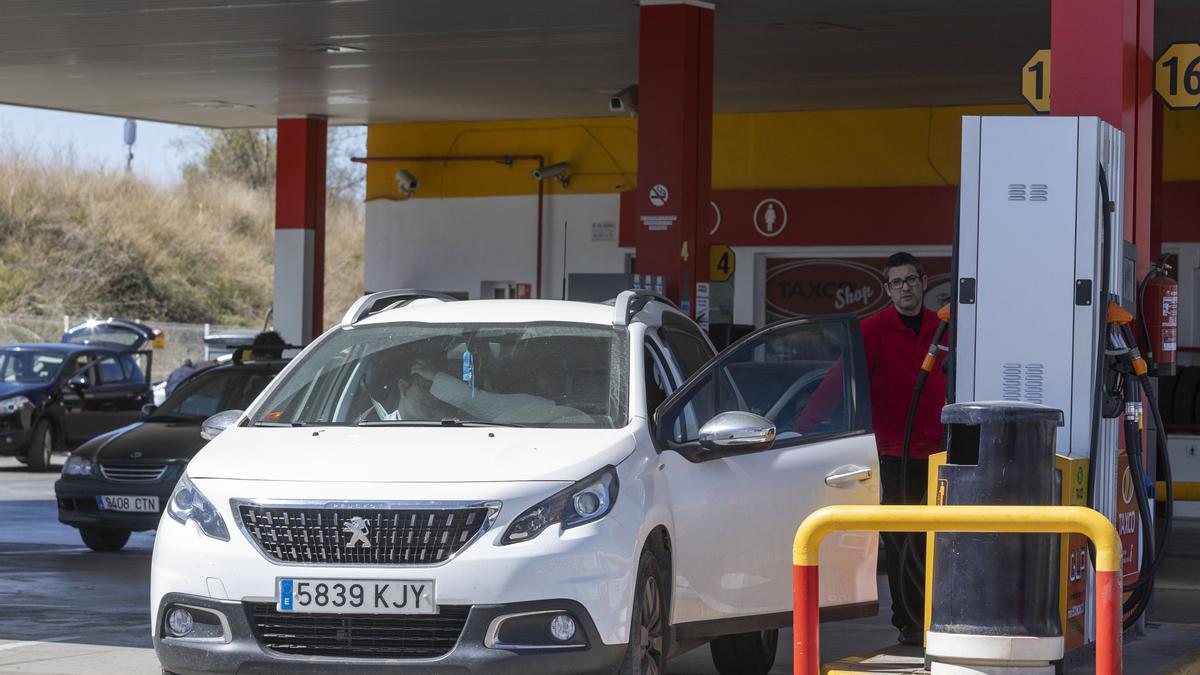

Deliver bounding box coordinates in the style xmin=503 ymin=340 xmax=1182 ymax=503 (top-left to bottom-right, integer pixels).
xmin=410 ymin=355 xmax=593 ymax=426
xmin=357 ymin=357 xmax=463 ymax=423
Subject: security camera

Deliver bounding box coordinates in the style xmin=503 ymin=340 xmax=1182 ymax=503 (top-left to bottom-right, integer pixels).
xmin=531 ymin=162 xmax=569 ymax=182
xmin=609 ymin=85 xmax=638 ymax=115
xmin=394 ymin=169 xmax=419 ymax=196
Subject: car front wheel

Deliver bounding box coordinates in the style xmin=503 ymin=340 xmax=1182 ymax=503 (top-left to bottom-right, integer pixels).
xmin=710 ymin=628 xmax=779 ymax=675
xmin=80 ymin=527 xmax=131 ymax=552
xmin=26 ymin=420 xmax=55 ymax=472
xmin=619 ymin=549 xmax=667 ymax=675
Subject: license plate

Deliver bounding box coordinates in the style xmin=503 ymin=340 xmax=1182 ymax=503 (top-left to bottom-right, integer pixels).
xmin=95 ymin=495 xmax=159 ymax=512
xmin=276 ymin=578 xmax=436 ymax=615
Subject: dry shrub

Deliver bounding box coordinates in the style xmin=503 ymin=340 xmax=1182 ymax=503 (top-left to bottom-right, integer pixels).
xmin=0 ymin=148 xmax=363 ymax=328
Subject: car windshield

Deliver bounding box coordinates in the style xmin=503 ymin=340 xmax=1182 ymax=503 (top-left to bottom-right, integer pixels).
xmin=0 ymin=350 xmax=66 ymax=384
xmin=152 ymin=367 xmax=279 ymax=423
xmin=250 ymin=322 xmax=629 ymax=429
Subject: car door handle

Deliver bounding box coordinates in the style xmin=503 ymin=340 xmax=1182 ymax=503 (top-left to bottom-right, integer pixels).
xmin=825 ymin=465 xmax=872 ymax=487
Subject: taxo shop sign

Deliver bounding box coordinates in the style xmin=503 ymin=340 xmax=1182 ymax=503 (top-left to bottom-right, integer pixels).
xmin=765 ymin=256 xmax=954 ymax=322
xmin=765 ymin=259 xmax=888 ymax=320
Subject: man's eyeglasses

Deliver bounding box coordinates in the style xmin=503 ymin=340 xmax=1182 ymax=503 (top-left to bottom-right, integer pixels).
xmin=887 ymin=275 xmax=922 ymax=290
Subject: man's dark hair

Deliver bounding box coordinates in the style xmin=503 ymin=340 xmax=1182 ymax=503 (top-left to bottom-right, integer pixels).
xmin=251 ymin=330 xmax=287 ymax=359
xmin=883 ymin=252 xmax=925 ymax=279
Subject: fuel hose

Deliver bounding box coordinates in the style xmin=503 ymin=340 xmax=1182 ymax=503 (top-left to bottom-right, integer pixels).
xmin=895 ymin=306 xmax=951 ymax=628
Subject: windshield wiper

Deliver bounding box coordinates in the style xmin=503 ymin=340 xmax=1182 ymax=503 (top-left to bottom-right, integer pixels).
xmin=147 ymin=414 xmax=202 ymax=423
xmin=252 ymin=421 xmax=307 ymax=427
xmin=358 ymin=418 xmax=528 ymax=428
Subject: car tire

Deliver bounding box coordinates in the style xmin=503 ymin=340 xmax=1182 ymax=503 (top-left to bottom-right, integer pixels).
xmin=1172 ymin=366 xmax=1198 ymax=426
xmin=619 ymin=548 xmax=667 ymax=675
xmin=1158 ymin=373 xmax=1177 ymax=426
xmin=26 ymin=420 xmax=55 ymax=472
xmin=710 ymin=628 xmax=779 ymax=675
xmin=80 ymin=527 xmax=131 ymax=552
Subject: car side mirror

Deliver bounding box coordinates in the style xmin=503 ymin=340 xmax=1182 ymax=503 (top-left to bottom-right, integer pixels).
xmin=68 ymin=373 xmax=91 ymax=390
xmin=698 ymin=411 xmax=776 ymax=453
xmin=141 ymin=404 xmax=157 ymax=420
xmin=201 ymin=409 xmax=244 ymax=441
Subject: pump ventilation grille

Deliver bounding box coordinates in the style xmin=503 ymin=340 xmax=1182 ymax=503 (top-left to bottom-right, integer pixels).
xmin=1030 ymin=184 xmax=1049 ymax=201
xmin=1007 ymin=184 xmax=1026 ymax=201
xmin=1001 ymin=362 xmax=1045 ymax=404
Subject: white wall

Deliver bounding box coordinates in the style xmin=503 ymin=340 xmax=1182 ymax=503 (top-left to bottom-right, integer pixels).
xmin=365 ymin=194 xmax=630 ymax=300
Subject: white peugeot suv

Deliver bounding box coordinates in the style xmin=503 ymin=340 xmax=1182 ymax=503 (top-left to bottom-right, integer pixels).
xmin=151 ymin=290 xmax=880 ymax=675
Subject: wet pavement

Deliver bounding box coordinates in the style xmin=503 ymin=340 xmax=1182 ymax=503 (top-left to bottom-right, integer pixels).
xmin=0 ymin=455 xmax=1195 ymax=674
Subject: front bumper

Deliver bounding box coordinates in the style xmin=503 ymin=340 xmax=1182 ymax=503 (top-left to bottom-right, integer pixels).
xmin=0 ymin=421 xmax=31 ymax=455
xmin=154 ymin=593 xmax=626 ymax=675
xmin=55 ymin=477 xmax=176 ymax=531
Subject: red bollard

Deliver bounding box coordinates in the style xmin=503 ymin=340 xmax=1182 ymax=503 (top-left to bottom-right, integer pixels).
xmin=1095 ymin=570 xmax=1123 ymax=675
xmin=793 ymin=564 xmax=820 ymax=675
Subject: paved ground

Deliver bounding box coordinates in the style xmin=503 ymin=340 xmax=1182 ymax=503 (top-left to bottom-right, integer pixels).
xmin=0 ymin=455 xmax=1195 ymax=674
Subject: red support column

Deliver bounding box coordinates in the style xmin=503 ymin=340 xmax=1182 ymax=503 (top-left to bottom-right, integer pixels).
xmin=1050 ymin=0 xmax=1155 ymax=277
xmin=275 ymin=117 xmax=327 ymax=344
xmin=634 ymin=0 xmax=713 ymax=313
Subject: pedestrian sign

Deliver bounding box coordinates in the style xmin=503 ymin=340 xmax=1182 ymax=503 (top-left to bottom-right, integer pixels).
xmin=1156 ymin=43 xmax=1200 ymax=109
xmin=1022 ymin=49 xmax=1051 ymax=113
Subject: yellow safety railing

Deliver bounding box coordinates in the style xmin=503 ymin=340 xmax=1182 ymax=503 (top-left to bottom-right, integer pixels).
xmin=791 ymin=505 xmax=1123 ymax=675
xmin=1156 ymin=481 xmax=1200 ymax=502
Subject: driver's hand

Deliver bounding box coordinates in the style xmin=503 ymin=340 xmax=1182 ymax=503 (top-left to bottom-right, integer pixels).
xmin=411 ymin=359 xmax=438 ymax=380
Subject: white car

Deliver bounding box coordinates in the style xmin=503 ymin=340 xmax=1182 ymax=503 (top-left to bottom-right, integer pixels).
xmin=150 ymin=290 xmax=880 ymax=675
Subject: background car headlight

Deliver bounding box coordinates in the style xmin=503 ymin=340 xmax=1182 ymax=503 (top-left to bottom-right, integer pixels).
xmin=166 ymin=474 xmax=230 ymax=541
xmin=501 ymin=466 xmax=619 ymax=545
xmin=61 ymin=455 xmax=93 ymax=477
xmin=0 ymin=395 xmax=31 ymax=415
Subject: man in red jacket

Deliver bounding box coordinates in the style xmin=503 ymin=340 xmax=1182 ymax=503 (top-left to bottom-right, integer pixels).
xmin=791 ymin=252 xmax=947 ymax=645
xmin=865 ymin=252 xmax=947 ymax=645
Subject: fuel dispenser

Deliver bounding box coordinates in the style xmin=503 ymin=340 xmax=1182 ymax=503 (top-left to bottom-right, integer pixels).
xmin=912 ymin=116 xmax=1175 ymax=671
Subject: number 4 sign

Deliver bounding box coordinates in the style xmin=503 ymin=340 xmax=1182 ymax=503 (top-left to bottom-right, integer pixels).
xmin=1156 ymin=42 xmax=1200 ymax=109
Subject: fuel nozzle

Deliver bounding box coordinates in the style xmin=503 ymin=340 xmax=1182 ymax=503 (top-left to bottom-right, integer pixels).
xmin=1107 ymin=302 xmax=1148 ymax=377
xmin=921 ymin=304 xmax=952 ymax=374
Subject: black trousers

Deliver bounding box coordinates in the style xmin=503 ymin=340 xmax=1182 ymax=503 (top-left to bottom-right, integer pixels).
xmin=879 ymin=455 xmax=928 ymax=632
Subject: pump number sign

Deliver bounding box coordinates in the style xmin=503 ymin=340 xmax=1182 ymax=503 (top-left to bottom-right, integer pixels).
xmin=1156 ymin=42 xmax=1200 ymax=109
xmin=1021 ymin=49 xmax=1051 ymax=113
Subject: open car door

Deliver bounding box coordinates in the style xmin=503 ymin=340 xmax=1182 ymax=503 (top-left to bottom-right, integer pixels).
xmin=62 ymin=318 xmax=158 ymax=381
xmin=652 ymin=315 xmax=879 ymax=630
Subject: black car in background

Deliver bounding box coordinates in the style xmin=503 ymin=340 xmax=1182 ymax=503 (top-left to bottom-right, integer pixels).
xmin=55 ymin=357 xmax=286 ymax=551
xmin=0 ymin=342 xmax=153 ymax=471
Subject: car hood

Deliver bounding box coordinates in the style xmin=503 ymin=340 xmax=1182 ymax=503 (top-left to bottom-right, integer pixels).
xmin=0 ymin=382 xmax=48 ymax=400
xmin=77 ymin=421 xmax=207 ymax=463
xmin=187 ymin=426 xmax=638 ymax=483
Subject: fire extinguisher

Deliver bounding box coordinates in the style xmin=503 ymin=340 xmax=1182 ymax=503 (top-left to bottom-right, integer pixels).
xmin=1140 ymin=255 xmax=1179 ymax=376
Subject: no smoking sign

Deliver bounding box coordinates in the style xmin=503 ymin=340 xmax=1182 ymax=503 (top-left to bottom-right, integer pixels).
xmin=649 ymin=184 xmax=669 ymax=207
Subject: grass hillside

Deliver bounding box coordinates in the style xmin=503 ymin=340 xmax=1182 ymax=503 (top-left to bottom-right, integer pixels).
xmin=0 ymin=150 xmax=364 ymax=327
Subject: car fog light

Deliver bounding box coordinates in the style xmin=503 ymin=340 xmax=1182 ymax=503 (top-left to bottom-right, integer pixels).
xmin=549 ymin=614 xmax=577 ymax=642
xmin=167 ymin=608 xmax=194 ymax=637
xmin=573 ymin=489 xmax=602 ymax=517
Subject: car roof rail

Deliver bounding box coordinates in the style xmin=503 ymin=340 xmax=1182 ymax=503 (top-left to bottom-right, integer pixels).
xmin=611 ymin=290 xmax=679 ymax=326
xmin=341 ymin=289 xmax=460 ymax=325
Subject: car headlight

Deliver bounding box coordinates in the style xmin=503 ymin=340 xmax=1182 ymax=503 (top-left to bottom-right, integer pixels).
xmin=0 ymin=395 xmax=31 ymax=415
xmin=166 ymin=474 xmax=230 ymax=541
xmin=501 ymin=466 xmax=619 ymax=545
xmin=61 ymin=455 xmax=93 ymax=477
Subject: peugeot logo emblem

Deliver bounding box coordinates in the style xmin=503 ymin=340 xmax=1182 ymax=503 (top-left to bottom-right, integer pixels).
xmin=342 ymin=516 xmax=372 ymax=549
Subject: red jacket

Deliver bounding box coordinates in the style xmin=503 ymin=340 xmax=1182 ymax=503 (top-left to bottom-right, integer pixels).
xmin=861 ymin=305 xmax=947 ymax=459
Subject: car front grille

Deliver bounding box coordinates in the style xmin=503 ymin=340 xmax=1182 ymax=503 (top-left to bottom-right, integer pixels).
xmin=235 ymin=504 xmax=494 ymax=565
xmin=246 ymin=602 xmax=470 ymax=659
xmin=99 ymin=463 xmax=168 ymax=482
